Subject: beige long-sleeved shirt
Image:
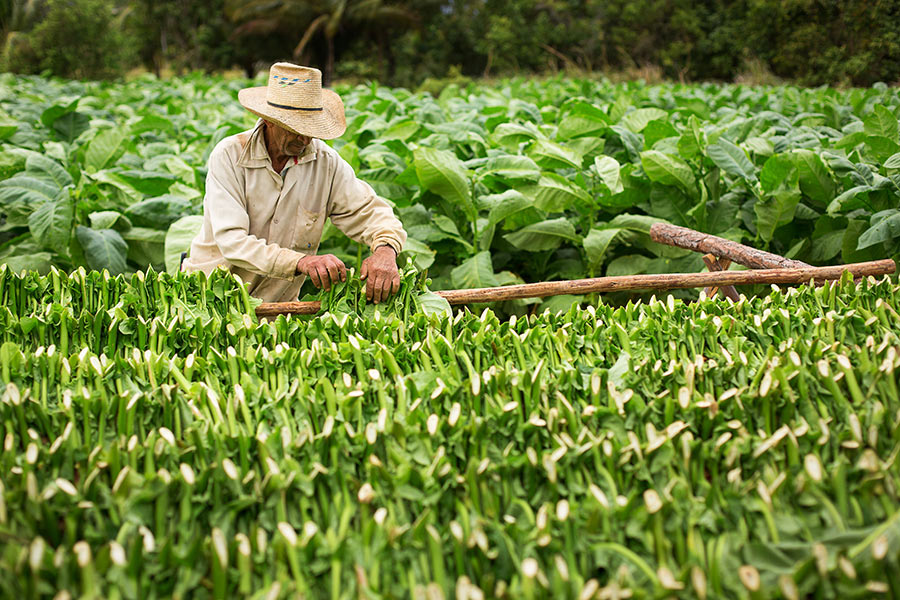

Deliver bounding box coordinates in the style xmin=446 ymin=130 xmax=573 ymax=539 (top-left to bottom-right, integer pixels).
xmin=182 ymin=120 xmax=406 ymax=302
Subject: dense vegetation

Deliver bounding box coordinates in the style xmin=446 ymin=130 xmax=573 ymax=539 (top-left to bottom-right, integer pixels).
xmin=0 ymin=265 xmax=899 ymax=598
xmin=2 ymin=0 xmax=899 ymax=87
xmin=0 ymin=74 xmax=898 ymax=311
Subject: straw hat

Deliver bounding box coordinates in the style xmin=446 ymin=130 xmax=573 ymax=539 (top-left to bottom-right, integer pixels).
xmin=238 ymin=63 xmax=346 ymax=139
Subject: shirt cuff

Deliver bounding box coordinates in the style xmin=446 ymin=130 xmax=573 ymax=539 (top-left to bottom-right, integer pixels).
xmin=272 ymin=247 xmax=306 ymax=280
xmin=370 ymin=236 xmax=403 ymax=255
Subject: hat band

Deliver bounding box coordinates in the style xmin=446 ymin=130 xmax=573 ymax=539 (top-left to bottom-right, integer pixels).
xmin=267 ymin=100 xmax=323 ymax=112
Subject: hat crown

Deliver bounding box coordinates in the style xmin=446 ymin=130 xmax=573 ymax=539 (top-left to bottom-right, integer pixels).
xmin=265 ymin=63 xmax=324 ymax=110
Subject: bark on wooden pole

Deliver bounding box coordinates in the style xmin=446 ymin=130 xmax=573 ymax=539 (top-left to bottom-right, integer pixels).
xmin=255 ymin=259 xmax=896 ymax=317
xmin=650 ymin=223 xmax=811 ymax=269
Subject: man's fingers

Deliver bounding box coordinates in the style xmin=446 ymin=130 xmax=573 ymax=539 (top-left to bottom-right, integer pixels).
xmin=360 ymin=260 xmax=369 ymax=281
xmin=381 ymin=276 xmax=393 ymax=303
xmin=338 ymin=261 xmax=347 ymax=282
xmin=318 ymin=265 xmax=331 ymax=291
xmin=366 ymin=275 xmax=375 ymax=301
xmin=390 ymin=274 xmax=400 ymax=297
xmin=373 ymin=276 xmax=383 ymax=304
xmin=308 ymin=265 xmax=322 ymax=288
xmin=326 ymin=261 xmax=340 ymax=288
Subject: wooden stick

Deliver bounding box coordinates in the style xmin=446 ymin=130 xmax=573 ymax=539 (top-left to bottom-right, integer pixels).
xmin=702 ymin=254 xmax=740 ymax=301
xmin=650 ymin=223 xmax=811 ymax=270
xmin=255 ymin=259 xmax=896 ymax=317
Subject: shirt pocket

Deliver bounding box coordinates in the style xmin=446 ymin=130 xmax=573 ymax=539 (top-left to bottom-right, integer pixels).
xmin=293 ymin=209 xmax=323 ymax=252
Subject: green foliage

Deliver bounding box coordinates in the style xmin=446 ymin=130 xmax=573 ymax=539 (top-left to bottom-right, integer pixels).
xmin=3 ymin=73 xmax=900 ymax=312
xmin=1 ymin=0 xmax=134 ymax=79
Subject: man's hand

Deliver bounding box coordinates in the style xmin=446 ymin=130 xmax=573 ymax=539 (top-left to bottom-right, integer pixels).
xmin=360 ymin=246 xmax=400 ymax=304
xmin=297 ymin=254 xmax=347 ymax=291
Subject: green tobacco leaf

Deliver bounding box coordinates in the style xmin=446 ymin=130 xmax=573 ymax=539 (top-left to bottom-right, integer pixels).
xmin=26 ymin=154 xmax=72 ymax=188
xmin=640 ymin=150 xmax=696 ymax=194
xmin=707 ymin=138 xmax=757 ymax=181
xmin=399 ymin=237 xmax=436 ymax=271
xmin=843 ymin=219 xmax=885 ymax=263
xmin=164 ymin=156 xmax=197 ymax=187
xmin=584 ymin=228 xmax=624 ymax=269
xmin=557 ymin=100 xmax=610 ymax=140
xmin=482 ymin=190 xmax=532 ymax=226
xmin=89 ymin=211 xmax=132 ymax=232
xmin=416 ymin=292 xmax=451 ymax=317
xmin=1 ymin=253 xmax=53 ymax=274
xmin=621 ymin=108 xmax=668 ymax=133
xmin=607 ymin=213 xmax=666 ymax=233
xmin=538 ymin=294 xmax=583 ymax=315
xmin=492 ymin=122 xmax=543 ymax=148
xmin=76 ymin=226 xmax=128 ymax=275
xmin=863 ymin=105 xmax=899 ymax=142
xmin=606 ymin=254 xmax=652 ymax=276
xmin=557 ymin=114 xmax=607 ymax=140
xmin=124 ymin=227 xmax=166 ymax=266
xmin=528 ymin=139 xmax=583 ymax=169
xmin=450 ymin=251 xmax=499 ymax=289
xmin=164 ymin=215 xmax=203 ymax=273
xmin=116 ymin=170 xmax=176 ymax=196
xmin=381 ymin=119 xmax=420 ymax=141
xmin=827 ymin=185 xmax=871 ymax=215
xmin=534 ymin=173 xmax=591 ymax=212
xmin=28 ymin=190 xmax=73 ymax=253
xmin=756 ymin=154 xmax=801 ymax=242
xmin=0 ymin=113 xmax=17 ymax=140
xmin=479 ymin=155 xmax=540 ymax=184
xmin=865 ymin=136 xmax=900 ymax=164
xmin=129 ymin=115 xmax=175 ymax=136
xmin=677 ymin=115 xmax=704 ymax=159
xmin=593 ymin=156 xmax=624 ymax=194
xmin=85 ymin=128 xmax=126 ymax=172
xmin=791 ymin=150 xmax=835 ymax=206
xmin=885 ymin=152 xmax=900 ymax=169
xmin=504 ymin=218 xmax=579 ymax=252
xmin=125 ymin=196 xmax=194 ymax=229
xmin=810 ymin=230 xmax=845 ymax=262
xmin=643 ymin=119 xmax=679 ymax=149
xmin=413 ymin=147 xmax=475 ymax=219
xmin=41 ymin=104 xmax=90 ymax=143
xmin=0 ymin=175 xmax=60 ymax=206
xmin=858 ymin=209 xmax=900 ymax=250
xmin=744 ymin=136 xmax=774 ymax=157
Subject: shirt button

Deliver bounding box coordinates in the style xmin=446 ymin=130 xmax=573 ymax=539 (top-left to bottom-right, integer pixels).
xmin=274 ymin=218 xmax=280 ymax=224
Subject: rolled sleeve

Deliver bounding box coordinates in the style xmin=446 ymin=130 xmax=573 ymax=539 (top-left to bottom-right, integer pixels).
xmin=327 ymin=158 xmax=407 ymax=254
xmin=205 ymin=145 xmax=305 ymax=280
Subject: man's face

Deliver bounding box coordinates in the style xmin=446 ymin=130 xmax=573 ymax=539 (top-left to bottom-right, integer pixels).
xmin=264 ymin=121 xmax=312 ymax=157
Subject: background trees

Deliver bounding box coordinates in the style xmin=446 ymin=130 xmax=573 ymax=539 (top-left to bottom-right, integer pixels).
xmin=0 ymin=0 xmax=899 ymax=87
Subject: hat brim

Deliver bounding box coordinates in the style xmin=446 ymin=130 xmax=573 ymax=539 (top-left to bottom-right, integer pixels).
xmin=238 ymin=86 xmax=346 ymax=139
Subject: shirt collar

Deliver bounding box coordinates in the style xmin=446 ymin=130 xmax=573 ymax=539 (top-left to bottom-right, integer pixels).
xmin=237 ymin=119 xmax=318 ymax=169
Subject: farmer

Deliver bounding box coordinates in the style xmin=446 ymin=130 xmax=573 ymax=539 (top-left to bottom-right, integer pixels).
xmin=182 ymin=62 xmax=406 ymax=304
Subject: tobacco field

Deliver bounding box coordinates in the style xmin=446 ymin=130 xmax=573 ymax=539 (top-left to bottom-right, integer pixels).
xmin=1 ymin=73 xmax=900 ymax=598
xmin=0 ymin=74 xmax=899 ymax=301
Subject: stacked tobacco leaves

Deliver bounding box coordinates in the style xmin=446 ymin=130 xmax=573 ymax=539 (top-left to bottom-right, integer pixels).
xmin=0 ymin=266 xmax=899 ymax=599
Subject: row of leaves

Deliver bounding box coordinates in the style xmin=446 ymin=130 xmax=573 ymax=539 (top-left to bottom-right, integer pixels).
xmin=1 ymin=75 xmax=899 ymax=311
xmin=0 ymin=267 xmax=899 ymax=598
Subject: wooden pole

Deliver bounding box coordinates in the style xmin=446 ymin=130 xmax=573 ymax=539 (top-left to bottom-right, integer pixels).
xmin=255 ymin=259 xmax=896 ymax=317
xmin=702 ymin=254 xmax=740 ymax=301
xmin=650 ymin=223 xmax=811 ymax=269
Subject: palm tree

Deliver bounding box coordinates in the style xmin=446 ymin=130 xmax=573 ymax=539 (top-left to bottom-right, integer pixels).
xmin=226 ymin=0 xmax=416 ymax=83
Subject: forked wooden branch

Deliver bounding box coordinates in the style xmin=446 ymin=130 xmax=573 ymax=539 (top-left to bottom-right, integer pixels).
xmin=702 ymin=254 xmax=740 ymax=301
xmin=255 ymin=259 xmax=896 ymax=317
xmin=650 ymin=223 xmax=811 ymax=270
